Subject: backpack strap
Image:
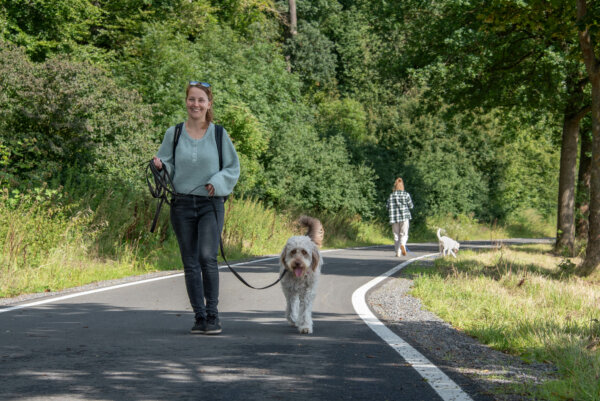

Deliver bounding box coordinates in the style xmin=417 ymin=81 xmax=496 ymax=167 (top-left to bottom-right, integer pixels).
xmin=172 ymin=122 xmax=184 ymax=168
xmin=214 ymin=124 xmax=229 ymax=202
xmin=215 ymin=124 xmax=223 ymax=171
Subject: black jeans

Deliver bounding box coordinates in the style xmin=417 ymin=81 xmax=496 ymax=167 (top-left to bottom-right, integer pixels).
xmin=170 ymin=195 xmax=225 ymax=320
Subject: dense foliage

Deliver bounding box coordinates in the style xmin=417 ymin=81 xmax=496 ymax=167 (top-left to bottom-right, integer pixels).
xmin=0 ymin=0 xmax=572 ymax=232
xmin=0 ymin=42 xmax=155 ymax=187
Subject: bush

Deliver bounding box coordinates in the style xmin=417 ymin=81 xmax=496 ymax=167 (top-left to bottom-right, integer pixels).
xmin=285 ymin=21 xmax=337 ymax=90
xmin=219 ymin=103 xmax=268 ymax=195
xmin=0 ymin=41 xmax=155 ymax=187
xmin=263 ymin=125 xmax=377 ymax=217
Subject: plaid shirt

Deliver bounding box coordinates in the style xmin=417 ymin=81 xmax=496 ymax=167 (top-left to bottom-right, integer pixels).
xmin=386 ymin=190 xmax=414 ymax=223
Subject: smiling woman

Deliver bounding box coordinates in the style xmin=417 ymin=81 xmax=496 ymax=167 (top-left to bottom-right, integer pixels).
xmin=184 ymin=81 xmax=213 ymax=139
xmin=153 ymin=81 xmax=240 ymax=336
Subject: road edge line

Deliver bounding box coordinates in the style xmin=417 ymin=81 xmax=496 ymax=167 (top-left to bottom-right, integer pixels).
xmin=1 ymin=248 xmax=383 ymax=314
xmin=351 ymin=253 xmax=474 ymax=401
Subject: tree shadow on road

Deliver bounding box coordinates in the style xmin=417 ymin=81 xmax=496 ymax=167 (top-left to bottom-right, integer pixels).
xmin=1 ymin=303 xmax=448 ymax=401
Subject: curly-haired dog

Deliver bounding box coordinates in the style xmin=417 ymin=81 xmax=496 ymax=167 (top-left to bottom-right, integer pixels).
xmin=279 ymin=216 xmax=324 ymax=334
xmin=437 ymin=228 xmax=460 ymax=258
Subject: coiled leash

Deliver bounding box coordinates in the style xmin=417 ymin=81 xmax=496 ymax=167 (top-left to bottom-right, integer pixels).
xmin=146 ymin=158 xmax=286 ymax=289
xmin=146 ymin=160 xmax=176 ymax=233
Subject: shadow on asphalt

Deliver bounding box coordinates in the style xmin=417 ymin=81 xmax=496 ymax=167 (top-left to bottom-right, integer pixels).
xmin=1 ymin=239 xmax=551 ymax=400
xmin=1 ymin=304 xmax=452 ymax=401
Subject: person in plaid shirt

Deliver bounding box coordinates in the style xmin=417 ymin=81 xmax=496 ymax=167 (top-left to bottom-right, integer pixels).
xmin=386 ymin=178 xmax=414 ymax=257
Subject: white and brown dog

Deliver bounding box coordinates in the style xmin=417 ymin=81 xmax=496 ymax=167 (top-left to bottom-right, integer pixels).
xmin=279 ymin=216 xmax=324 ymax=334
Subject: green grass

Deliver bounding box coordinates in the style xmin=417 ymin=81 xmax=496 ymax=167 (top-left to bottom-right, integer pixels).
xmin=410 ymin=209 xmax=555 ymax=243
xmin=0 ymin=188 xmax=393 ymax=297
xmin=406 ymin=244 xmax=600 ymax=400
xmin=0 ymin=188 xmax=558 ymax=298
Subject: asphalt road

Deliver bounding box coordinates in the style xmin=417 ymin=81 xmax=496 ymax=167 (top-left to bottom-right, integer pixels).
xmin=0 ymin=242 xmax=538 ymax=401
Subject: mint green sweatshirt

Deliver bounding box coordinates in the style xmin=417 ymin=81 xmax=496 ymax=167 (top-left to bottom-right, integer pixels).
xmin=156 ymin=123 xmax=240 ymax=197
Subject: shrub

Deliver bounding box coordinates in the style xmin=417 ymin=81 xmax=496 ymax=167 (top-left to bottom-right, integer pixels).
xmin=0 ymin=41 xmax=155 ymax=187
xmin=263 ymin=125 xmax=377 ymax=217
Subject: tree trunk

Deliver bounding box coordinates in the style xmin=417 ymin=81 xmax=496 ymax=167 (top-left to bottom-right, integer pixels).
xmin=285 ymin=0 xmax=297 ymax=73
xmin=555 ymin=109 xmax=580 ymax=256
xmin=576 ymin=0 xmax=600 ymax=275
xmin=576 ymin=126 xmax=592 ymax=239
xmin=289 ymin=0 xmax=297 ymax=36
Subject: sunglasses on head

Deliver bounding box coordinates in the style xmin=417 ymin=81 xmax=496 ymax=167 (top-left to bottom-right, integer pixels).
xmin=189 ymin=81 xmax=211 ymax=88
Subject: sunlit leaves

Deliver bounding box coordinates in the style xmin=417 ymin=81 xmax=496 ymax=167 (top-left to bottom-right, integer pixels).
xmin=1 ymin=0 xmax=102 ymax=61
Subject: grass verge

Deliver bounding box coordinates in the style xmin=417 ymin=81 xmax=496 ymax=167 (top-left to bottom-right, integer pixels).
xmin=0 ymin=189 xmax=557 ymax=302
xmin=0 ymin=189 xmax=392 ymax=297
xmin=405 ymin=244 xmax=600 ymax=400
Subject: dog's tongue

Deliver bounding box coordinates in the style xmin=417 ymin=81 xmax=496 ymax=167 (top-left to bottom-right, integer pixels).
xmin=294 ymin=268 xmax=303 ymax=278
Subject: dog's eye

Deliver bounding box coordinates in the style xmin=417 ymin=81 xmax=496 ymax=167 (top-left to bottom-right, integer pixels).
xmin=301 ymin=250 xmax=308 ymax=256
xmin=291 ymin=249 xmax=297 ymax=255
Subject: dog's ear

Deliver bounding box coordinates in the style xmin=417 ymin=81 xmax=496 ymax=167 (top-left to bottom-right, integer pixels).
xmin=310 ymin=248 xmax=321 ymax=272
xmin=280 ymin=245 xmax=288 ymax=266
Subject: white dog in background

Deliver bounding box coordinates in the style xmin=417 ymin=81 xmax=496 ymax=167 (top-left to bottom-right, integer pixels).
xmin=437 ymin=228 xmax=460 ymax=258
xmin=279 ymin=216 xmax=324 ymax=334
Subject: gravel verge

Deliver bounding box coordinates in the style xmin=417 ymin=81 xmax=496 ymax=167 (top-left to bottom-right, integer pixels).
xmin=366 ymin=259 xmax=558 ymax=401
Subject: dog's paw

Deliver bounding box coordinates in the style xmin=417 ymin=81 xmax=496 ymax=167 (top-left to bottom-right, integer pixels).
xmin=286 ymin=316 xmax=297 ymax=327
xmin=298 ymin=326 xmax=313 ymax=334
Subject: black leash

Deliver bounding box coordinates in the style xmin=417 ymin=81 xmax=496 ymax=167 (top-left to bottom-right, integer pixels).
xmin=146 ymin=160 xmax=177 ymax=233
xmin=146 ymin=159 xmax=286 ymax=289
xmin=210 ymin=198 xmax=287 ymax=290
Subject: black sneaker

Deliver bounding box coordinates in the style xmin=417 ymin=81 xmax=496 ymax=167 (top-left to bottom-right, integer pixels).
xmin=204 ymin=315 xmax=222 ymax=335
xmin=190 ymin=317 xmax=206 ymax=334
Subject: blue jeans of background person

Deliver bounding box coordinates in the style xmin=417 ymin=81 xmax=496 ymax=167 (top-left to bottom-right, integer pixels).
xmin=170 ymin=195 xmax=225 ymax=320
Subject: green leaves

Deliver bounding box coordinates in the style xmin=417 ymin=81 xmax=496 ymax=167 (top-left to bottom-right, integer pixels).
xmin=0 ymin=0 xmax=572 ymax=224
xmin=219 ymin=103 xmax=268 ymax=195
xmin=0 ymin=41 xmax=154 ymax=185
xmin=1 ymin=0 xmax=103 ymax=61
xmin=285 ymin=21 xmax=337 ymax=89
xmin=264 ymin=125 xmax=376 ymax=216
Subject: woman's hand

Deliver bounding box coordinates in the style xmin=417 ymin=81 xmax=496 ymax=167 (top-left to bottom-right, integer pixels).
xmin=153 ymin=156 xmax=163 ymax=170
xmin=205 ymin=184 xmax=215 ymax=197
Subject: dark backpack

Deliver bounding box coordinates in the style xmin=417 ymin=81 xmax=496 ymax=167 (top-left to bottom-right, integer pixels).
xmin=172 ymin=122 xmax=228 ymax=200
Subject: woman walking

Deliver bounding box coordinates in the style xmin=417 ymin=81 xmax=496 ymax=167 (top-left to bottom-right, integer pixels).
xmin=386 ymin=178 xmax=414 ymax=257
xmin=153 ymin=81 xmax=240 ymax=335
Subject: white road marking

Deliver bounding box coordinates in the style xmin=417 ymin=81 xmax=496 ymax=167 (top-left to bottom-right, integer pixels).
xmin=0 ymin=249 xmax=344 ymax=314
xmin=0 ymin=261 xmax=268 ymax=314
xmin=352 ymin=253 xmax=474 ymax=401
xmin=0 ymin=274 xmax=184 ymax=313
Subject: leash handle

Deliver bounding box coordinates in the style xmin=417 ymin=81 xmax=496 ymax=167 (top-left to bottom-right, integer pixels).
xmin=146 ymin=159 xmax=178 ymax=233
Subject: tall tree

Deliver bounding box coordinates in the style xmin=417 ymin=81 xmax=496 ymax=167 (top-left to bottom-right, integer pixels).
xmin=576 ymin=0 xmax=600 ymax=275
xmin=289 ymin=0 xmax=297 ymax=36
xmin=576 ymin=122 xmax=592 ymax=239
xmin=556 ymin=74 xmax=590 ymax=255
xmin=371 ymin=0 xmax=587 ymax=252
